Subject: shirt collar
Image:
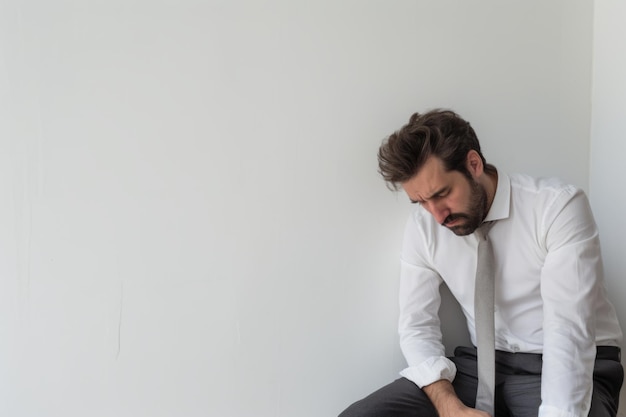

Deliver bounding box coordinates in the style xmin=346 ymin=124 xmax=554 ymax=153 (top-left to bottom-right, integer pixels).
xmin=484 ymin=169 xmax=510 ymax=222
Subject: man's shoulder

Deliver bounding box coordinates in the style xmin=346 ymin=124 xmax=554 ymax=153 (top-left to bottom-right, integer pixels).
xmin=508 ymin=172 xmax=580 ymax=197
xmin=406 ymin=204 xmax=465 ymax=248
xmin=507 ymin=173 xmax=588 ymax=219
xmin=407 ymin=205 xmax=439 ymax=232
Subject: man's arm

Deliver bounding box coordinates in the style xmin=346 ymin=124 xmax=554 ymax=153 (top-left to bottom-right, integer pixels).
xmin=398 ymin=214 xmax=455 ymax=388
xmin=423 ymin=380 xmax=490 ymax=417
xmin=398 ymin=214 xmax=485 ymax=414
xmin=538 ymin=187 xmax=603 ymax=417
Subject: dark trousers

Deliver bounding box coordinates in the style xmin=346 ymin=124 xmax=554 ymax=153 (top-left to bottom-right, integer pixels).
xmin=339 ymin=346 xmax=623 ymax=417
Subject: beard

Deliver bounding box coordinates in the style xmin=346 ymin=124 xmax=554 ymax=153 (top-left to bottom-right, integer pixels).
xmin=443 ymin=178 xmax=489 ymax=236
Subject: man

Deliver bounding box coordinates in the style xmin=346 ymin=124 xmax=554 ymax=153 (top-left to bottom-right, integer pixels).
xmin=339 ymin=110 xmax=623 ymax=417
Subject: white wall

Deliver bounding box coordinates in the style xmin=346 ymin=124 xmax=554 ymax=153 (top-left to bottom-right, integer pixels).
xmin=590 ymin=1 xmax=626 ymax=415
xmin=0 ymin=1 xmax=609 ymax=416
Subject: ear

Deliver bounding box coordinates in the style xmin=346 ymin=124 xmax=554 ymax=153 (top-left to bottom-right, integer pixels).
xmin=465 ymin=150 xmax=484 ymax=179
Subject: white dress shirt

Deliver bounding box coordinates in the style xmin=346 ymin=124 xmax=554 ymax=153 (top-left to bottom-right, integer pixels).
xmin=398 ymin=171 xmax=622 ymax=417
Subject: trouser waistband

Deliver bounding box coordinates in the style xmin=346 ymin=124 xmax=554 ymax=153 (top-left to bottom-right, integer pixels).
xmin=462 ymin=346 xmax=621 ymax=362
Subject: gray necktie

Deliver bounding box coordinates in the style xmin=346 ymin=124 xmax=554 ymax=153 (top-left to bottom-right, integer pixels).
xmin=474 ymin=222 xmax=495 ymax=415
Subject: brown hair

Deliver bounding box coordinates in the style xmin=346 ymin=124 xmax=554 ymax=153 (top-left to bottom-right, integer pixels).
xmin=377 ymin=109 xmax=495 ymax=189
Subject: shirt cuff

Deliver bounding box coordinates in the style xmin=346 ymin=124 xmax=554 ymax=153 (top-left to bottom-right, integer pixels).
xmin=538 ymin=404 xmax=587 ymax=417
xmin=399 ymin=356 xmax=457 ymax=388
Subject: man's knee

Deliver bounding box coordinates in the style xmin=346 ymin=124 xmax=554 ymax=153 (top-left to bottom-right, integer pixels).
xmin=337 ymin=378 xmax=436 ymax=417
xmin=337 ymin=399 xmax=372 ymax=417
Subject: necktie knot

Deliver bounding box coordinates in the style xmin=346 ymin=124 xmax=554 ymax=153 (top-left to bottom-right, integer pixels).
xmin=476 ymin=221 xmax=494 ymax=241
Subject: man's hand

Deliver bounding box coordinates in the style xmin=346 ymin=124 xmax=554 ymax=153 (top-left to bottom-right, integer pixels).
xmin=422 ymin=380 xmax=491 ymax=417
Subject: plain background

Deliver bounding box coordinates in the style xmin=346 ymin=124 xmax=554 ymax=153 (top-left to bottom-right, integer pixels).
xmin=0 ymin=0 xmax=623 ymax=416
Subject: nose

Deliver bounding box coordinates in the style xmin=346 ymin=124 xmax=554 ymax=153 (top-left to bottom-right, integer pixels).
xmin=424 ymin=200 xmax=449 ymax=225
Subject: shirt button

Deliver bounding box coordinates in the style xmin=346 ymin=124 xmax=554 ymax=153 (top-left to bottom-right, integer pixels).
xmin=510 ymin=344 xmax=520 ymax=352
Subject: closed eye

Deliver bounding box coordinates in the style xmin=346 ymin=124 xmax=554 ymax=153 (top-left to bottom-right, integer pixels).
xmin=409 ymin=187 xmax=450 ymax=205
xmin=428 ymin=187 xmax=450 ymax=201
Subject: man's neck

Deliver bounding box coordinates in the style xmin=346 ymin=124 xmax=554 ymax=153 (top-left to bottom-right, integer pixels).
xmin=483 ymin=170 xmax=499 ymax=215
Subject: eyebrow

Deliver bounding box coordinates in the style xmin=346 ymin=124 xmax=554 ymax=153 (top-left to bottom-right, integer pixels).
xmin=410 ymin=186 xmax=449 ymax=204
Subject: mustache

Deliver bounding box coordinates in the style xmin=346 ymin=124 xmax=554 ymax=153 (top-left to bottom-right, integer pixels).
xmin=443 ymin=213 xmax=469 ymax=225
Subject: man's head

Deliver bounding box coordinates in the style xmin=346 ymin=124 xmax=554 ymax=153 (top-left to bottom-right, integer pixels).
xmin=378 ymin=109 xmax=496 ymax=236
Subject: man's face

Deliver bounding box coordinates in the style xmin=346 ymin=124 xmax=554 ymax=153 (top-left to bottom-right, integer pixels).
xmin=401 ymin=156 xmax=488 ymax=236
